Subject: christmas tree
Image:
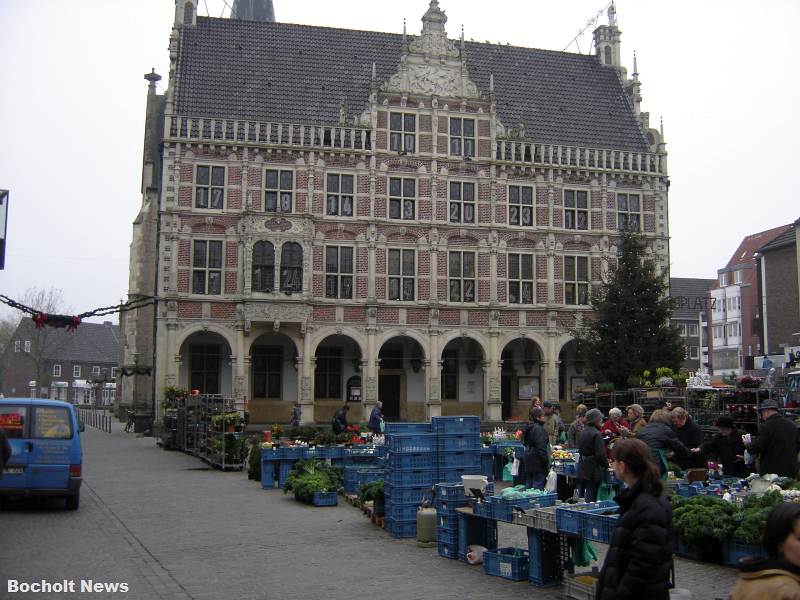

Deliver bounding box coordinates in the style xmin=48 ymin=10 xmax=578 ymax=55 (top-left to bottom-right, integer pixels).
xmin=573 ymin=231 xmax=684 ymax=389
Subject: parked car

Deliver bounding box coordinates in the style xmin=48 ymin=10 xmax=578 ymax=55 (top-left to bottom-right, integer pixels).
xmin=0 ymin=398 xmax=84 ymax=510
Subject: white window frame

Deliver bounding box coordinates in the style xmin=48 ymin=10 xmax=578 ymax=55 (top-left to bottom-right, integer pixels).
xmin=92 ymin=366 xmax=101 ymax=376
xmin=508 ymin=252 xmax=535 ymax=305
xmin=713 ymin=325 xmax=724 ymax=339
xmin=53 ymin=364 xmax=62 ymax=378
xmin=264 ymin=168 xmax=294 ymax=213
xmin=689 ymin=346 xmax=700 ymax=360
xmin=388 ymin=177 xmax=416 ymax=220
xmin=733 ymin=270 xmax=743 ymax=284
xmin=448 ymin=251 xmax=476 ymax=303
xmin=73 ymin=365 xmax=81 ymax=378
xmin=564 ymin=256 xmax=590 ymax=306
xmin=448 ymin=181 xmax=476 ymax=224
xmin=389 ymin=112 xmax=416 ymax=154
xmin=192 ymin=239 xmax=223 ymax=295
xmin=388 ymin=248 xmax=416 ymax=301
xmin=564 ymin=189 xmax=589 ymax=230
xmin=727 ymin=322 xmax=740 ymax=337
xmin=719 ymin=273 xmax=728 ymax=287
xmin=325 ymin=173 xmax=354 ymax=217
xmin=13 ymin=340 xmax=20 ymax=352
xmin=24 ymin=340 xmax=30 ymax=353
xmin=111 ymin=367 xmax=119 ymax=379
xmin=194 ymin=164 xmax=225 ymax=210
xmin=617 ymin=192 xmax=641 ymax=231
xmin=449 ymin=117 xmax=475 ymax=157
xmin=508 ymin=185 xmax=534 ymax=227
xmin=325 ymin=246 xmax=354 ymax=299
xmin=688 ymin=324 xmax=699 ymax=337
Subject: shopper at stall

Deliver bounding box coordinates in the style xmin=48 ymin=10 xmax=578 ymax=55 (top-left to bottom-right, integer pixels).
xmin=567 ymin=404 xmax=588 ymax=448
xmin=368 ymin=401 xmax=384 ymax=434
xmin=522 ymin=406 xmax=550 ymax=490
xmin=635 ymin=409 xmax=699 ymax=475
xmin=331 ymin=404 xmax=349 ymax=435
xmin=744 ymin=400 xmax=799 ymax=478
xmin=670 ymin=407 xmax=706 ymax=470
xmin=577 ymin=408 xmax=608 ymax=502
xmin=596 ymin=438 xmax=674 ymax=600
xmin=601 ymin=407 xmax=630 ymax=441
xmin=730 ymin=502 xmax=800 ymax=599
xmin=701 ymin=415 xmax=747 ymax=477
xmin=542 ymin=400 xmax=561 ymax=446
xmin=289 ymin=402 xmax=301 ymax=428
xmin=625 ymin=404 xmax=647 ymax=435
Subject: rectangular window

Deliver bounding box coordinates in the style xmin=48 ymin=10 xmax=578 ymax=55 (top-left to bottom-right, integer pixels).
xmin=24 ymin=341 xmax=30 ymax=353
xmin=508 ymin=185 xmax=534 ymax=226
xmin=315 ymin=348 xmax=342 ymax=399
xmin=388 ymin=248 xmax=415 ymax=301
xmin=688 ymin=324 xmax=699 ymax=337
xmin=190 ymin=344 xmax=221 ymax=395
xmin=325 ymin=246 xmax=354 ymax=299
xmin=33 ymin=406 xmax=73 ymax=439
xmin=449 ymin=181 xmax=475 ymax=224
xmin=713 ymin=325 xmax=724 ymax=339
xmin=719 ymin=273 xmax=728 ymax=287
xmin=617 ymin=193 xmax=641 ymax=231
xmin=689 ymin=346 xmax=699 ymax=360
xmin=389 ymin=112 xmax=416 ymax=153
xmin=448 ymin=251 xmax=476 ymax=302
xmin=564 ymin=190 xmax=589 ymax=230
xmin=92 ymin=366 xmax=101 ymax=376
xmin=0 ymin=404 xmax=27 ymax=439
xmin=195 ymin=165 xmax=225 ymax=210
xmin=389 ymin=177 xmax=416 ymax=220
xmin=73 ymin=365 xmax=81 ymax=378
xmin=727 ymin=322 xmax=740 ymax=337
xmin=252 ymin=346 xmax=282 ymax=398
xmin=192 ymin=240 xmax=223 ymax=295
xmin=733 ymin=270 xmax=742 ymax=284
xmin=508 ymin=253 xmax=535 ymax=304
xmin=264 ymin=169 xmax=293 ymax=213
xmin=441 ymin=349 xmax=458 ymax=400
xmin=564 ymin=256 xmax=589 ymax=305
xmin=53 ymin=364 xmax=62 ymax=377
xmin=326 ymin=174 xmax=354 ymax=217
xmin=678 ymin=323 xmax=687 ymax=337
xmin=111 ymin=367 xmax=119 ymax=379
xmin=13 ymin=340 xmax=19 ymax=352
xmin=449 ymin=117 xmax=475 ymax=157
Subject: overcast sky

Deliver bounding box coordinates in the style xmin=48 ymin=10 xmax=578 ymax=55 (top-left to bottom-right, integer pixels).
xmin=1 ymin=0 xmax=798 ymax=322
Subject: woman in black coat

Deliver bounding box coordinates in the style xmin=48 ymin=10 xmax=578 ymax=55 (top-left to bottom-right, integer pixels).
xmin=522 ymin=406 xmax=550 ymax=490
xmin=597 ymin=438 xmax=674 ymax=600
xmin=576 ymin=408 xmax=608 ymax=502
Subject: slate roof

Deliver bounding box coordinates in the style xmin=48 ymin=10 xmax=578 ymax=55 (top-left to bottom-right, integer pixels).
xmin=758 ymin=221 xmax=797 ymax=253
xmin=175 ymin=18 xmax=649 ymax=151
xmin=723 ymin=225 xmax=790 ymax=269
xmin=14 ymin=319 xmax=122 ymax=364
xmin=669 ymin=278 xmax=714 ymax=320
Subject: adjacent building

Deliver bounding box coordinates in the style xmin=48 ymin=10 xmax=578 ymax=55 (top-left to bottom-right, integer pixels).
xmin=0 ymin=318 xmax=121 ymax=403
xmin=669 ymin=277 xmax=714 ymax=372
xmin=123 ymin=0 xmax=670 ymax=424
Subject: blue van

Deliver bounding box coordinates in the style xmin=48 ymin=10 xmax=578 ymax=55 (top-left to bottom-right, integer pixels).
xmin=0 ymin=398 xmax=83 ymax=510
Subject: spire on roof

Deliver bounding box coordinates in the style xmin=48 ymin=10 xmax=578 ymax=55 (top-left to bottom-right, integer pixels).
xmin=632 ymin=51 xmax=639 ymax=80
xmin=608 ymin=1 xmax=617 ymax=27
xmin=422 ymin=0 xmax=447 ymax=34
xmin=231 ymin=0 xmax=275 ymax=22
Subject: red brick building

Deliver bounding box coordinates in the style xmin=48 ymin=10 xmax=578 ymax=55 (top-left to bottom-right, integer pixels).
xmin=122 ymin=1 xmax=670 ymax=424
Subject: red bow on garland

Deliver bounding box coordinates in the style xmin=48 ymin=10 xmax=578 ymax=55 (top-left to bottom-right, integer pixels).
xmin=33 ymin=313 xmax=82 ymax=332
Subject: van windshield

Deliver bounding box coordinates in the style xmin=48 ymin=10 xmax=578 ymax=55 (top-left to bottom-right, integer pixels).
xmin=33 ymin=406 xmax=73 ymax=439
xmin=0 ymin=405 xmax=27 ymax=439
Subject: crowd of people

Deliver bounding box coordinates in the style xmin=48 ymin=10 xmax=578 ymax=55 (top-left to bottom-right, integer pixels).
xmin=520 ymin=395 xmax=800 ymax=598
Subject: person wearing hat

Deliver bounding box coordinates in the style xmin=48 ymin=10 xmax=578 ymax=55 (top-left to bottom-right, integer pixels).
xmin=701 ymin=415 xmax=747 ymax=477
xmin=744 ymin=400 xmax=799 ymax=478
xmin=567 ymin=404 xmax=588 ymax=448
xmin=577 ymin=408 xmax=609 ymax=502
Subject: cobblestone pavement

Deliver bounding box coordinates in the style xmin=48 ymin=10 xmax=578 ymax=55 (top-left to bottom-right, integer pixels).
xmin=1 ymin=424 xmax=737 ymax=599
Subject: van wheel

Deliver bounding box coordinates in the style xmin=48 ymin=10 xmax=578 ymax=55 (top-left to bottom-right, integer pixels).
xmin=66 ymin=493 xmax=80 ymax=510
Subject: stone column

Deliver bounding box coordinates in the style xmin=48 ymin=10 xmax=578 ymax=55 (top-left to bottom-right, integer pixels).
xmin=365 ymin=323 xmax=378 ymax=406
xmin=234 ymin=324 xmax=247 ymax=408
xmin=543 ymin=334 xmax=560 ymax=402
xmin=358 ymin=359 xmax=370 ymax=422
xmin=299 ymin=332 xmax=314 ymax=424
xmin=426 ymin=327 xmax=441 ymax=419
xmin=485 ymin=331 xmax=502 ymax=421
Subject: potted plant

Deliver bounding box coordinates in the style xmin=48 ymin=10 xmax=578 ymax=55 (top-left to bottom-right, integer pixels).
xmin=358 ymin=480 xmax=385 ymax=516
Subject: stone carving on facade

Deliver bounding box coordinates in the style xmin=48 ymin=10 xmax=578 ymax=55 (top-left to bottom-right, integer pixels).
xmin=366 ymin=376 xmax=377 ymax=401
xmin=301 ymin=376 xmax=312 ymax=402
xmin=489 ymin=376 xmax=501 ymax=402
xmin=244 ymin=302 xmax=311 ymax=323
xmin=429 ymin=377 xmax=441 ymax=401
xmin=265 ymin=217 xmax=293 ymax=232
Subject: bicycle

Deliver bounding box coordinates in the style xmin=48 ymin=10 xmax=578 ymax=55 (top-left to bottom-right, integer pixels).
xmin=125 ymin=410 xmax=135 ymax=433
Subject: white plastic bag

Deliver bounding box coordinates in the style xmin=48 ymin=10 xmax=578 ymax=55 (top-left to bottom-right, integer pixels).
xmin=545 ymin=468 xmax=558 ymax=493
xmin=744 ymin=450 xmax=755 ymax=466
xmin=510 ymin=457 xmax=520 ymax=477
xmin=466 ymin=545 xmax=487 ymax=565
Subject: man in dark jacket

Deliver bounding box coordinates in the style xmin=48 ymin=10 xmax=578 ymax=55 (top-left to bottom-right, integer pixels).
xmin=367 ymin=401 xmax=383 ymax=434
xmin=577 ymin=408 xmax=608 ymax=502
xmin=671 ymin=407 xmax=706 ymax=470
xmin=745 ymin=400 xmax=799 ymax=478
xmin=523 ymin=406 xmax=550 ymax=490
xmin=331 ymin=404 xmax=349 ymax=435
xmin=635 ymin=409 xmax=698 ymax=475
xmin=701 ymin=416 xmax=747 ymax=477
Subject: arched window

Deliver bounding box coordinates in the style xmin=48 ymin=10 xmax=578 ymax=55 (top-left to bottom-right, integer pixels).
xmin=280 ymin=242 xmax=303 ymax=293
xmin=603 ymin=46 xmax=612 ymax=65
xmin=252 ymin=241 xmax=275 ymax=292
xmin=183 ymin=1 xmax=194 ymax=24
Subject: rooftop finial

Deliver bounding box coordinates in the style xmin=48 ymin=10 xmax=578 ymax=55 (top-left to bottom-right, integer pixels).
xmin=144 ymin=68 xmax=161 ymax=95
xmin=403 ymin=18 xmax=407 ymax=40
xmin=608 ymin=1 xmax=617 ymax=26
xmin=489 ymin=73 xmax=494 ymax=93
xmin=660 ymin=116 xmax=664 ymax=137
xmin=632 ymin=51 xmax=639 ymax=80
xmin=371 ymin=62 xmax=377 ymax=81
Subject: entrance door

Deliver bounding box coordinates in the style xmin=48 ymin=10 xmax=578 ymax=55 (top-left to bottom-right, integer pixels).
xmin=379 ymin=374 xmax=402 ymax=421
xmin=190 ymin=344 xmax=220 ymax=394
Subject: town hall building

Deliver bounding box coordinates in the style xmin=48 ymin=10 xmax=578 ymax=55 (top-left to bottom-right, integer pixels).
xmin=121 ymin=0 xmax=670 ymax=424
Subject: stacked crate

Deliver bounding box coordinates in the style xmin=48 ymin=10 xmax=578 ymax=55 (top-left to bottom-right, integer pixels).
xmin=433 ymin=416 xmax=482 ymax=484
xmin=434 ymin=483 xmax=470 ymax=559
xmin=384 ymin=423 xmax=435 ymax=539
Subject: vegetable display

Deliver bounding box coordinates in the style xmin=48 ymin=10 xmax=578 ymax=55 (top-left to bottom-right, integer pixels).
xmin=671 ymin=495 xmax=736 ymax=544
xmin=284 ymin=460 xmax=343 ymax=503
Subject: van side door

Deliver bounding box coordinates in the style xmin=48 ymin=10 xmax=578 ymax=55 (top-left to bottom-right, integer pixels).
xmin=27 ymin=404 xmax=76 ymax=491
xmin=0 ymin=402 xmax=30 ymax=489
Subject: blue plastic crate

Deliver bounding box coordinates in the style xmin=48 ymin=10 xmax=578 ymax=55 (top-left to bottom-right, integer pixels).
xmin=345 ymin=446 xmax=384 ymax=461
xmin=388 ymin=452 xmax=436 ymax=470
xmin=435 ymin=482 xmax=467 ymax=500
xmin=384 ymin=422 xmax=432 ymax=434
xmin=436 ymin=526 xmax=459 ymax=545
xmin=457 ymin=512 xmax=498 ymax=561
xmin=723 ymin=540 xmax=766 ymax=566
xmin=483 ymin=547 xmax=530 ymax=581
xmin=303 ymin=447 xmax=319 ymax=459
xmin=434 ymin=498 xmax=469 ymax=515
xmin=580 ymin=508 xmax=619 ymax=543
xmin=438 ymin=540 xmax=459 ymax=559
xmin=438 ymin=450 xmax=481 ymax=469
xmin=261 ymin=448 xmax=280 ymax=461
xmin=437 ymin=434 xmax=481 ymax=452
xmin=555 ymin=501 xmax=617 ymax=535
xmin=386 ymin=484 xmax=432 ymax=505
xmin=385 ymin=468 xmax=435 ymax=488
xmin=432 ymin=416 xmax=481 ymax=434
xmin=437 ymin=511 xmax=460 ymax=530
xmin=385 ymin=517 xmax=417 ymax=539
xmin=385 ymin=502 xmax=420 ymax=521
xmin=312 ymin=491 xmax=338 ymax=506
xmin=281 ymin=446 xmax=305 ymax=460
xmin=279 ymin=461 xmax=294 ymax=489
xmin=527 ymin=529 xmax=563 ymax=586
xmin=481 ymin=453 xmax=495 ymax=479
xmin=472 ymin=499 xmax=494 ymax=519
xmin=260 ymin=462 xmax=275 ymax=489
xmin=492 ymin=493 xmax=557 ymax=522
xmin=494 ymin=441 xmax=524 ymax=455
xmin=316 ymin=446 xmax=345 ymax=459
xmin=387 ymin=434 xmax=436 ymax=453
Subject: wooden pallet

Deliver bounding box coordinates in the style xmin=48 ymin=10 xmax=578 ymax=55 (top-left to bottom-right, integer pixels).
xmin=372 ymin=513 xmax=385 ymax=528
